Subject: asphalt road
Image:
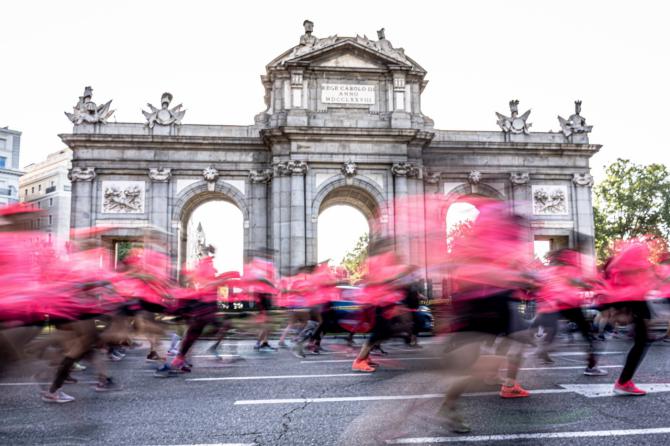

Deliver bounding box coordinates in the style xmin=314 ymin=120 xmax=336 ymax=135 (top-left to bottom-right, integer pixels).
xmin=1 ymin=336 xmax=669 ymax=446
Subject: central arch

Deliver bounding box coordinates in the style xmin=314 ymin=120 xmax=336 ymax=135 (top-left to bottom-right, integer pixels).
xmin=308 ymin=177 xmax=386 ymax=266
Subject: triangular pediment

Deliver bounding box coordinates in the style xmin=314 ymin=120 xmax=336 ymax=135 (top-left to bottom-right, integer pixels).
xmin=267 ymin=37 xmax=425 ymax=74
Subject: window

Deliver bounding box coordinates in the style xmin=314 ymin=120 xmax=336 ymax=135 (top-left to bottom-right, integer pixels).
xmin=50 ymin=181 xmax=55 ymax=187
xmin=37 ymin=201 xmax=41 ymax=209
xmin=48 ymin=215 xmax=53 ymax=226
xmin=0 ymin=157 xmax=6 ymax=168
xmin=38 ymin=184 xmax=41 ymax=191
xmin=0 ymin=139 xmax=6 ymax=150
xmin=49 ymin=198 xmax=53 ymax=207
xmin=24 ymin=189 xmax=28 ymax=196
xmin=31 ymin=187 xmax=34 ymax=193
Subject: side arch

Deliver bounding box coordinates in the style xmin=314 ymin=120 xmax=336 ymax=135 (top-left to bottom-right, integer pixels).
xmin=171 ymin=180 xmax=251 ymax=273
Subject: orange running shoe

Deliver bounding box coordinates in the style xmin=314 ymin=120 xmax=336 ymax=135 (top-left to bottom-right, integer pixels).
xmin=500 ymin=382 xmax=530 ymax=398
xmin=352 ymin=358 xmax=376 ymax=373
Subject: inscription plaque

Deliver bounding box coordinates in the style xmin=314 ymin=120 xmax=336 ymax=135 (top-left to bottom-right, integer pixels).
xmin=321 ymin=84 xmax=375 ymax=105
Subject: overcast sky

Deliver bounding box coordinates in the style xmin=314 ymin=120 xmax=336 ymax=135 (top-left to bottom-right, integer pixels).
xmin=1 ymin=0 xmax=668 ymax=180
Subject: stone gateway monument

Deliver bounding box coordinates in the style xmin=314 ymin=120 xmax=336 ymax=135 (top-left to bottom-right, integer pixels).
xmin=61 ymin=22 xmax=600 ymax=288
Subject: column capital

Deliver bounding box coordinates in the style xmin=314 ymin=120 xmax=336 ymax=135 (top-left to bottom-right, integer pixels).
xmin=391 ymin=162 xmax=419 ymax=178
xmin=424 ymin=171 xmax=441 ymax=184
xmin=572 ymin=172 xmax=594 ymax=187
xmin=68 ymin=167 xmax=96 ymax=182
xmin=510 ymin=172 xmax=530 ymax=185
xmin=148 ymin=167 xmax=172 ymax=182
xmin=249 ymin=168 xmax=273 ymax=184
xmin=274 ymin=160 xmax=308 ymax=176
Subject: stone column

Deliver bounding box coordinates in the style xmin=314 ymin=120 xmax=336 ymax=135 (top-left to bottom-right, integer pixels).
xmin=392 ymin=162 xmax=412 ymax=263
xmin=272 ymin=162 xmax=291 ymax=275
xmin=572 ymin=173 xmax=596 ymax=258
xmin=148 ymin=168 xmax=171 ymax=232
xmin=289 ymin=161 xmax=308 ymax=273
xmin=68 ymin=167 xmax=96 ymax=229
xmin=248 ymin=169 xmax=272 ymax=256
xmin=509 ymin=172 xmax=531 ymax=216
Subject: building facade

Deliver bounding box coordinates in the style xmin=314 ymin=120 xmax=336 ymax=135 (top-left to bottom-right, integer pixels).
xmin=61 ymin=22 xmax=600 ymax=285
xmin=19 ymin=148 xmax=72 ymax=241
xmin=0 ymin=127 xmax=23 ymax=205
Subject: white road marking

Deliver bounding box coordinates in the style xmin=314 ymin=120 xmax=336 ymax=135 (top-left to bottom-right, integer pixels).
xmin=550 ymin=351 xmax=624 ymax=356
xmin=149 ymin=443 xmax=255 ymax=446
xmin=559 ymin=383 xmax=670 ymax=397
xmin=193 ymin=354 xmax=241 ymax=358
xmin=301 ymin=356 xmax=441 ymax=364
xmin=187 ymin=373 xmax=368 ymax=382
xmin=518 ymin=364 xmax=622 ymax=371
xmin=234 ymin=382 xmax=670 ymax=405
xmin=234 ymin=389 xmax=574 ymax=405
xmin=387 ymin=427 xmax=670 ymax=444
xmin=0 ymin=381 xmax=98 ymax=387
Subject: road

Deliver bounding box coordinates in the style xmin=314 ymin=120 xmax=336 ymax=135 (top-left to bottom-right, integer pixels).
xmin=1 ymin=336 xmax=669 ymax=446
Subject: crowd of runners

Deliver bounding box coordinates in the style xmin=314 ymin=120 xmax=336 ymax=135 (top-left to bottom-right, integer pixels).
xmin=0 ymin=197 xmax=669 ymax=435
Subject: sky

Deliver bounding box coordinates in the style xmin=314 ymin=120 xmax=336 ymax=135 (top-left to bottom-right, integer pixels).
xmin=1 ymin=0 xmax=668 ymax=179
xmin=2 ymin=1 xmax=669 ymax=266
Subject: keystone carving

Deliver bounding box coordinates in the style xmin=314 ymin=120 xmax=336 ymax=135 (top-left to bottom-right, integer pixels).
xmin=341 ymin=161 xmax=357 ymax=178
xmin=467 ymin=170 xmax=482 ymax=185
xmin=424 ymin=172 xmax=441 ymax=184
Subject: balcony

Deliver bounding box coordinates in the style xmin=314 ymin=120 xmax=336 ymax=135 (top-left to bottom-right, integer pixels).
xmin=45 ymin=185 xmax=57 ymax=194
xmin=0 ymin=188 xmax=16 ymax=197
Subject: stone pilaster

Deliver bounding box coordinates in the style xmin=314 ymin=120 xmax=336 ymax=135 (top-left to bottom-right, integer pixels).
xmin=148 ymin=168 xmax=171 ymax=233
xmin=248 ymin=169 xmax=273 ymax=257
xmin=68 ymin=167 xmax=96 ymax=230
xmin=509 ymin=172 xmax=531 ymax=216
xmin=289 ymin=161 xmax=308 ymax=273
xmin=572 ymin=173 xmax=596 ymax=258
xmin=391 ymin=162 xmax=416 ymax=262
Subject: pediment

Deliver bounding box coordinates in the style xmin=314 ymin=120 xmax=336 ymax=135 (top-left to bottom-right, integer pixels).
xmin=268 ymin=38 xmax=425 ymax=74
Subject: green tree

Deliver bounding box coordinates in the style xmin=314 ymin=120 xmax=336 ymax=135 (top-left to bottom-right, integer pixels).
xmin=593 ymin=158 xmax=670 ymax=262
xmin=340 ymin=233 xmax=369 ymax=281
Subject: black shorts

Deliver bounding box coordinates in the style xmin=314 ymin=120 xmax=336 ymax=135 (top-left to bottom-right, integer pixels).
xmin=451 ymin=290 xmax=513 ymax=336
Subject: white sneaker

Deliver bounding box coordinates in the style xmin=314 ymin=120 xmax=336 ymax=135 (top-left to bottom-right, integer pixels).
xmin=41 ymin=389 xmax=75 ymax=403
xmin=584 ymin=366 xmax=608 ymax=376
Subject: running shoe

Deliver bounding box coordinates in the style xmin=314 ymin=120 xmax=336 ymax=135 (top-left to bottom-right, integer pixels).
xmin=536 ymin=352 xmax=554 ymax=364
xmin=614 ymin=380 xmax=646 ymax=396
xmin=352 ymin=359 xmax=375 ymax=373
xmin=72 ymin=362 xmax=87 ymax=372
xmin=366 ymin=359 xmax=380 ymax=368
xmin=500 ymin=382 xmax=530 ymax=398
xmin=41 ymin=389 xmax=75 ymax=404
xmin=94 ymin=377 xmax=122 ymax=392
xmin=278 ymin=340 xmax=289 ymax=348
xmin=258 ymin=342 xmax=277 ymax=352
xmin=292 ymin=345 xmax=306 ymax=359
xmin=108 ymin=351 xmax=124 ymax=362
xmin=584 ymin=367 xmax=608 ymax=376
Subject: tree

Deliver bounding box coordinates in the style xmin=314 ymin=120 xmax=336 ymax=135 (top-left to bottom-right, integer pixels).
xmin=593 ymin=158 xmax=670 ymax=262
xmin=340 ymin=233 xmax=369 ymax=281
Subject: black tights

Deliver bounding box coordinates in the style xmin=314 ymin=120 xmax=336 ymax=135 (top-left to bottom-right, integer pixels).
xmin=618 ymin=301 xmax=650 ymax=384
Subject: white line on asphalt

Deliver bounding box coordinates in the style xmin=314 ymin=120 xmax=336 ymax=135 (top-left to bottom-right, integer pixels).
xmin=186 ymin=373 xmax=369 ymax=382
xmin=233 ymin=389 xmax=574 ymax=405
xmin=0 ymin=381 xmax=98 ymax=386
xmin=301 ymin=356 xmax=441 ymax=364
xmin=148 ymin=443 xmax=255 ymax=446
xmin=518 ymin=364 xmax=622 ymax=371
xmin=386 ymin=427 xmax=670 ymax=444
xmin=193 ymin=354 xmax=241 ymax=358
xmin=550 ymin=351 xmax=624 ymax=356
